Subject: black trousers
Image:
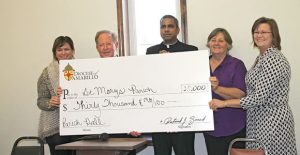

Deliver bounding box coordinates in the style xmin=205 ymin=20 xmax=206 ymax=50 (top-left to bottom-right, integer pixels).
xmin=46 ymin=133 xmax=80 ymax=155
xmin=152 ymin=132 xmax=195 ymax=155
xmin=204 ymin=128 xmax=246 ymax=155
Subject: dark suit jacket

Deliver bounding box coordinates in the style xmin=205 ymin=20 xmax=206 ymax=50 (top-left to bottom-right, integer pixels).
xmin=146 ymin=40 xmax=198 ymax=54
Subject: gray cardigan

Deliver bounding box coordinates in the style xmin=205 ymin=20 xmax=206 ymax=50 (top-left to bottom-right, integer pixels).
xmin=37 ymin=67 xmax=59 ymax=140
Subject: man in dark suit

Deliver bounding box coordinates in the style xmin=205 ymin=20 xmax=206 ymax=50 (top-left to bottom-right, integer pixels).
xmin=94 ymin=30 xmax=138 ymax=155
xmin=146 ymin=15 xmax=198 ymax=155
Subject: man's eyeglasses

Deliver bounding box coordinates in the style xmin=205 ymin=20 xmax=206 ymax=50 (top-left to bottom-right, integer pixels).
xmin=254 ymin=31 xmax=272 ymax=36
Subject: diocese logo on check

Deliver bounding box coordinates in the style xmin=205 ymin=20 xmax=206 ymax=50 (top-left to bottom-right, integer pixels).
xmin=63 ymin=63 xmax=75 ymax=81
xmin=62 ymin=63 xmax=99 ymax=81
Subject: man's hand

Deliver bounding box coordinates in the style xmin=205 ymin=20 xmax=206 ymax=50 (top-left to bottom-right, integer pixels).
xmin=129 ymin=131 xmax=141 ymax=137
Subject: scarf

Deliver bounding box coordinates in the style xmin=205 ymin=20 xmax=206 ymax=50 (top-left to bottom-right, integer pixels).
xmin=38 ymin=60 xmax=60 ymax=140
xmin=48 ymin=60 xmax=59 ymax=93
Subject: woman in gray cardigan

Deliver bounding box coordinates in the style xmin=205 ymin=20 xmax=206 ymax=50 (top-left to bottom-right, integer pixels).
xmin=37 ymin=36 xmax=75 ymax=155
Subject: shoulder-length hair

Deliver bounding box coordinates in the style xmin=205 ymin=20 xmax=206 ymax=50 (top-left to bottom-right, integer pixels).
xmin=206 ymin=28 xmax=233 ymax=51
xmin=251 ymin=17 xmax=281 ymax=50
xmin=52 ymin=36 xmax=75 ymax=61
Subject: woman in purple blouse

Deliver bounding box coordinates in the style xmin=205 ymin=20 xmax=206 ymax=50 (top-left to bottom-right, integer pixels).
xmin=209 ymin=17 xmax=297 ymax=155
xmin=204 ymin=28 xmax=247 ymax=155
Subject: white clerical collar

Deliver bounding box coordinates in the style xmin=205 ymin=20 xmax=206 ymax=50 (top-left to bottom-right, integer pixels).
xmin=163 ymin=40 xmax=178 ymax=48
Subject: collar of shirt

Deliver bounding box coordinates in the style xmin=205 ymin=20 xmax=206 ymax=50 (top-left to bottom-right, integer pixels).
xmin=162 ymin=40 xmax=178 ymax=49
xmin=210 ymin=54 xmax=232 ymax=75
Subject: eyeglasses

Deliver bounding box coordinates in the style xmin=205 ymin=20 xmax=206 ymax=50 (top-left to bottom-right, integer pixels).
xmin=254 ymin=31 xmax=272 ymax=36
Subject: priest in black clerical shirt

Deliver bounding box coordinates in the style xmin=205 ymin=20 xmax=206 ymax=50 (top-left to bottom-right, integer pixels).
xmin=146 ymin=15 xmax=198 ymax=155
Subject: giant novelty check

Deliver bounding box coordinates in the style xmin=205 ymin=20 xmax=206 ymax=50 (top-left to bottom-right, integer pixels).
xmin=59 ymin=50 xmax=214 ymax=135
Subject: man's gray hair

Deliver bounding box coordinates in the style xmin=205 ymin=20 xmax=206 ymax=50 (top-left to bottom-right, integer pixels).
xmin=95 ymin=30 xmax=118 ymax=44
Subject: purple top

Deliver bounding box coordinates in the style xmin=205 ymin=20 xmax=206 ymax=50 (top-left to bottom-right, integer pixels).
xmin=207 ymin=55 xmax=247 ymax=137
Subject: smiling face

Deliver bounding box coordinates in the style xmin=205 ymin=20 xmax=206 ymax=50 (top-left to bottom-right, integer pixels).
xmin=208 ymin=32 xmax=229 ymax=56
xmin=96 ymin=33 xmax=118 ymax=58
xmin=253 ymin=23 xmax=273 ymax=53
xmin=55 ymin=43 xmax=74 ymax=61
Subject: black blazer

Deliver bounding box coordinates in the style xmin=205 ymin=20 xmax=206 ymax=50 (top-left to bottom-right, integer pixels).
xmin=146 ymin=41 xmax=198 ymax=55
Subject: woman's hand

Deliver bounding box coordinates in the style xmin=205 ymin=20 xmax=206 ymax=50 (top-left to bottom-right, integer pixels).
xmin=49 ymin=96 xmax=60 ymax=107
xmin=48 ymin=86 xmax=62 ymax=108
xmin=56 ymin=86 xmax=62 ymax=97
xmin=209 ymin=76 xmax=219 ymax=91
xmin=209 ymin=99 xmax=226 ymax=111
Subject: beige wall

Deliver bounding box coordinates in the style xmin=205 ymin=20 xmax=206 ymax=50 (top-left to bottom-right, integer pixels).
xmin=0 ymin=0 xmax=299 ymax=155
xmin=0 ymin=0 xmax=118 ymax=155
